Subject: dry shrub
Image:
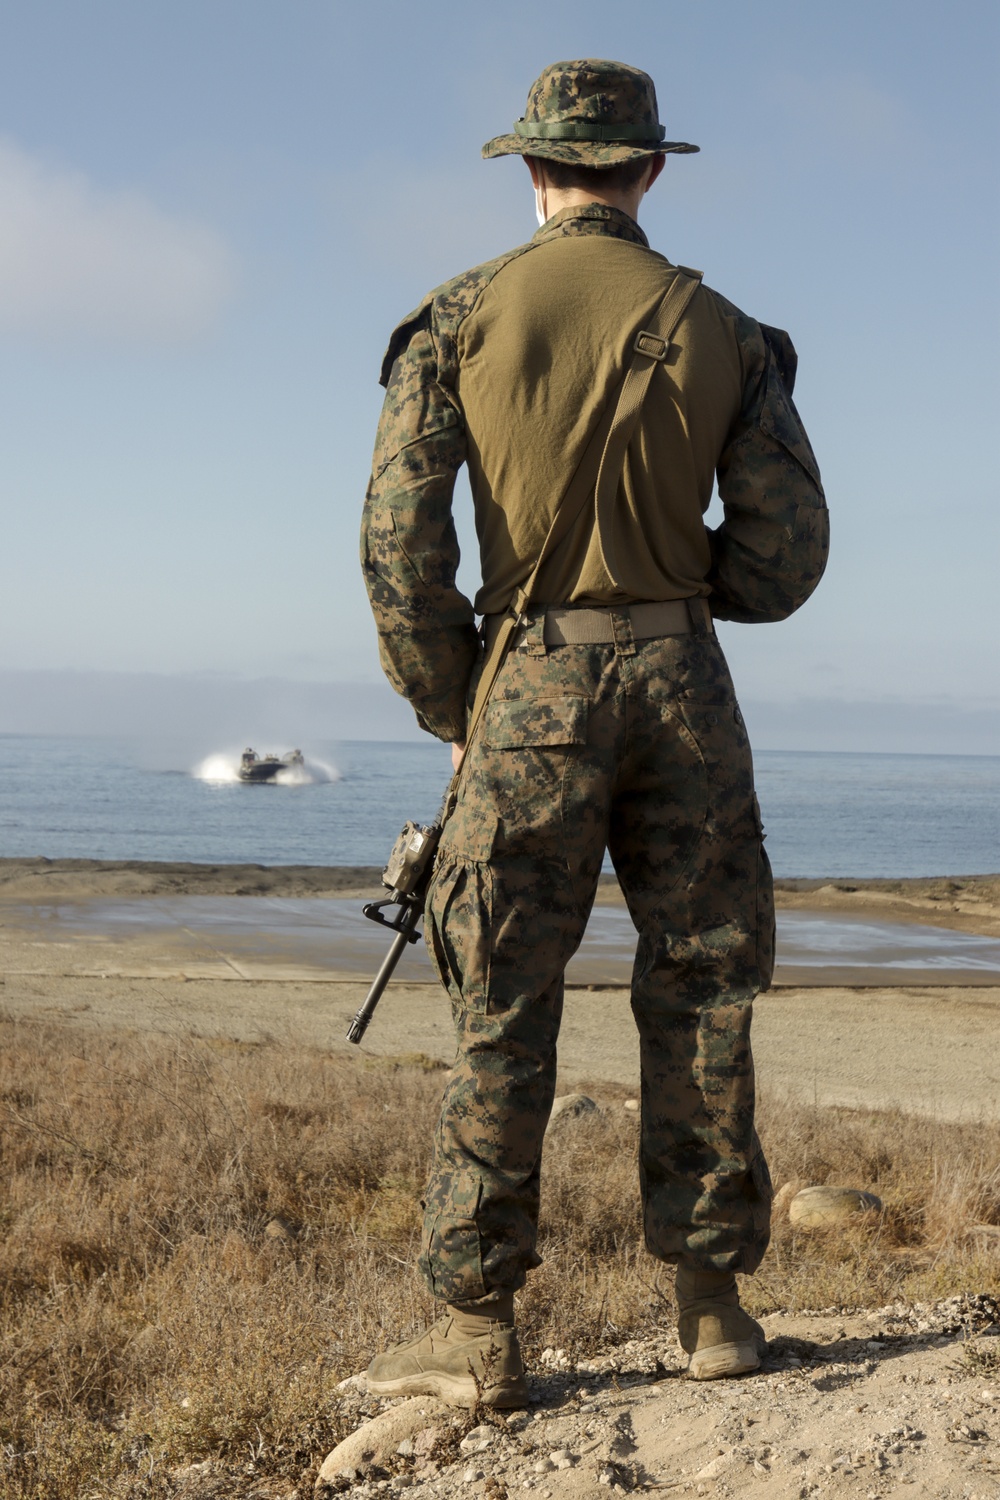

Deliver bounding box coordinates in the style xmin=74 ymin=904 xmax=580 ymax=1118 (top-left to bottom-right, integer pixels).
xmin=747 ymin=1090 xmax=1000 ymax=1316
xmin=0 ymin=1016 xmax=997 ymax=1496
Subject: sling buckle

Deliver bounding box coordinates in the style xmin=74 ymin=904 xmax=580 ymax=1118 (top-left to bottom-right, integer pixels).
xmin=633 ymin=330 xmax=669 ymax=361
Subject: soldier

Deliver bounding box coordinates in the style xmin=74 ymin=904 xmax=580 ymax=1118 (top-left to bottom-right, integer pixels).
xmin=361 ymin=58 xmax=828 ymax=1404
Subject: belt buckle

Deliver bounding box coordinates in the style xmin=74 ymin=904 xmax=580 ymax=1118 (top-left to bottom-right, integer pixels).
xmin=633 ymin=330 xmax=669 ymax=361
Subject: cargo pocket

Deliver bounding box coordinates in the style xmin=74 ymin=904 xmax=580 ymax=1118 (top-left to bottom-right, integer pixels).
xmin=676 ymin=699 xmax=743 ymax=770
xmin=753 ymin=793 xmax=776 ymax=991
xmin=421 ymin=1170 xmax=487 ymax=1303
xmin=426 ymin=859 xmax=494 ymax=1013
xmin=481 ymin=695 xmax=589 ymax=852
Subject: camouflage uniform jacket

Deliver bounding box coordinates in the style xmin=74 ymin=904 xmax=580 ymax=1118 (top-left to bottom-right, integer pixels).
xmin=361 ymin=204 xmax=828 ymax=743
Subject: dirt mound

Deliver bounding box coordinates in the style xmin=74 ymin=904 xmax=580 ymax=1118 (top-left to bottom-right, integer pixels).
xmin=318 ymin=1294 xmax=1000 ymax=1499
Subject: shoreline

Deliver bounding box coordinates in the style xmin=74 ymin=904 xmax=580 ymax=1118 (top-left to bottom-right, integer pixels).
xmin=2 ymin=856 xmax=998 ymax=896
xmin=2 ymin=858 xmax=998 ymax=1122
xmin=2 ymin=858 xmax=998 ymax=939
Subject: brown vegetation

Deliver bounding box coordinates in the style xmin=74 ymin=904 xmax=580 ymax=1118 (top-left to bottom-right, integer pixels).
xmin=0 ymin=1015 xmax=997 ymax=1498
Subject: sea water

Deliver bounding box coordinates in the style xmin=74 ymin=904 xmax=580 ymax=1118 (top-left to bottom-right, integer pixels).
xmin=0 ymin=735 xmax=997 ymax=878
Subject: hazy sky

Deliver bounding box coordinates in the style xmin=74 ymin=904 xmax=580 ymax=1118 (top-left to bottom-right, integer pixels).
xmin=1 ymin=1 xmax=997 ymax=734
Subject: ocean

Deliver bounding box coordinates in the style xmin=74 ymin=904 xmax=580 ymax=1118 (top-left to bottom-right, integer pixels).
xmin=0 ymin=735 xmax=997 ymax=878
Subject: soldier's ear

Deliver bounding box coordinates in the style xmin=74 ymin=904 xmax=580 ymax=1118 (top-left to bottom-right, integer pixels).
xmin=644 ymin=155 xmax=666 ymax=193
xmin=524 ymin=155 xmax=545 ymax=190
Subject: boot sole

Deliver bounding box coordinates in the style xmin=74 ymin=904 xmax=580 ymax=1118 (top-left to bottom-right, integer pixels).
xmin=687 ymin=1340 xmax=763 ymax=1381
xmin=366 ymin=1371 xmax=529 ymax=1409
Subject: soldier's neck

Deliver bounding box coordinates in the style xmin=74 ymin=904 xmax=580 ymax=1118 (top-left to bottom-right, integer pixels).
xmin=541 ymin=185 xmax=646 ymax=223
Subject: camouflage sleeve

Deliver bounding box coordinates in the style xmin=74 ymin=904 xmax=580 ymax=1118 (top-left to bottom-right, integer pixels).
xmin=708 ymin=318 xmax=829 ymax=623
xmin=360 ymin=303 xmax=479 ymax=742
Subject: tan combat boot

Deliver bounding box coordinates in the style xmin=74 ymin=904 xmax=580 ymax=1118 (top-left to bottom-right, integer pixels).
xmin=366 ymin=1294 xmax=528 ymax=1409
xmin=675 ymin=1265 xmax=766 ymax=1380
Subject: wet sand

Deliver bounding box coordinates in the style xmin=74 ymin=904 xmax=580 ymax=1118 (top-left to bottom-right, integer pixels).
xmin=1 ymin=861 xmax=998 ymax=1122
xmin=2 ymin=857 xmax=998 ymax=933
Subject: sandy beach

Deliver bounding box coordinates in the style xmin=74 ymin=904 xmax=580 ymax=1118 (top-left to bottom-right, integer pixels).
xmin=2 ymin=860 xmax=998 ymax=1122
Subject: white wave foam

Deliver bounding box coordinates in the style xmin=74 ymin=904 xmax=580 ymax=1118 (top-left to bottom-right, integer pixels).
xmin=192 ymin=751 xmax=340 ymax=786
xmin=194 ymin=752 xmax=241 ymax=782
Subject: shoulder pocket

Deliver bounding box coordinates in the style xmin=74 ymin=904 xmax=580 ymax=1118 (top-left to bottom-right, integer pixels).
xmin=379 ymin=295 xmax=434 ymax=387
xmin=483 ymin=696 xmax=588 ymax=749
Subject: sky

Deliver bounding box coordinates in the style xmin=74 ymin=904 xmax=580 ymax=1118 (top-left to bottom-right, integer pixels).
xmin=0 ymin=0 xmax=997 ymax=750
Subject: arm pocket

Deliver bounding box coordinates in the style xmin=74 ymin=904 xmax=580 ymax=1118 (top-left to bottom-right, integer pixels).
xmin=759 ymin=356 xmax=823 ymax=489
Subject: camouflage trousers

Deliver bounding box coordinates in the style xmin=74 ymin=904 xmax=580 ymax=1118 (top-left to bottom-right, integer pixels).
xmin=421 ymin=612 xmax=774 ymax=1304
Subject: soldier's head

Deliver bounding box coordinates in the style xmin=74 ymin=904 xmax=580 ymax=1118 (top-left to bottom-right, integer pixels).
xmin=483 ymin=58 xmax=698 ymax=225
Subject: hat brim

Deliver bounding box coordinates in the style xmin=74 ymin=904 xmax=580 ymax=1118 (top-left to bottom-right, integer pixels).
xmin=482 ymin=135 xmax=699 ymax=165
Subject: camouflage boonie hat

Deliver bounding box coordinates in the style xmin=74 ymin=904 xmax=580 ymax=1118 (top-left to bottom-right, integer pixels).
xmin=482 ymin=58 xmax=699 ymax=167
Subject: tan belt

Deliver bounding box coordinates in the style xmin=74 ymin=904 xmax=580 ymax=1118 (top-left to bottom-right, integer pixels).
xmin=483 ymin=597 xmax=710 ymax=651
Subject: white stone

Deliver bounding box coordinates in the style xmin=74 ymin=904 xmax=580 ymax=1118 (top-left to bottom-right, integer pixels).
xmin=546 ymin=1093 xmax=598 ymax=1128
xmin=771 ymin=1181 xmax=802 ymax=1218
xmin=694 ymin=1454 xmax=731 ymax=1481
xmin=316 ymin=1397 xmax=452 ymax=1483
xmin=789 ymin=1185 xmax=882 ymax=1227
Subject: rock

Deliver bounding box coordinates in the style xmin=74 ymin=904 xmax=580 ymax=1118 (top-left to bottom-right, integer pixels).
xmin=772 ymin=1181 xmax=803 ymax=1218
xmin=171 ymin=1461 xmax=214 ymax=1480
xmin=315 ymin=1397 xmax=451 ymax=1485
xmin=694 ymin=1454 xmax=731 ymax=1481
xmin=413 ymin=1424 xmax=446 ymax=1456
xmin=547 ymin=1093 xmax=598 ymax=1128
xmin=623 ymin=1098 xmax=639 ymax=1112
xmin=460 ymin=1424 xmax=495 ymax=1452
xmin=263 ymin=1214 xmax=297 ymax=1242
xmin=789 ymin=1186 xmax=882 ymax=1228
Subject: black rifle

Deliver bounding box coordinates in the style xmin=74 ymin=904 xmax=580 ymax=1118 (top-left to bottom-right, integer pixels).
xmin=346 ymin=815 xmax=443 ymax=1044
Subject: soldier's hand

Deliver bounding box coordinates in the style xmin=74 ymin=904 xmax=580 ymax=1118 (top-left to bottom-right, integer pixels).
xmin=451 ymin=741 xmax=467 ymax=772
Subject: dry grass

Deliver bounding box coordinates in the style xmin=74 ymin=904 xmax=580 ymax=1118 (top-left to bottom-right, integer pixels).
xmin=0 ymin=1015 xmax=997 ymax=1498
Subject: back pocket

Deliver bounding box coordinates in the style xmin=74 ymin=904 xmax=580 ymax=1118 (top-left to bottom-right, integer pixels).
xmin=483 ymin=696 xmax=589 ymax=748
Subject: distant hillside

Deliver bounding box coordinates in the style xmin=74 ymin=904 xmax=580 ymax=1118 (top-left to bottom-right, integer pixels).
xmin=0 ymin=669 xmax=997 ymax=755
xmin=0 ymin=670 xmax=424 ymax=743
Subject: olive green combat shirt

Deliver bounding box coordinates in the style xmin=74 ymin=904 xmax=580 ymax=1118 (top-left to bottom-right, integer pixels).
xmin=362 ymin=204 xmax=828 ymax=742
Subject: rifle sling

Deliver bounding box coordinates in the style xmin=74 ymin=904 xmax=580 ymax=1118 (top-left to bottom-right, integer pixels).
xmin=443 ymin=265 xmax=703 ymax=821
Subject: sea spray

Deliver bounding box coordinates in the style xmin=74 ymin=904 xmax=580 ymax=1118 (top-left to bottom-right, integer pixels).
xmin=276 ymin=754 xmax=340 ymax=786
xmin=194 ymin=752 xmax=241 ymax=783
xmin=192 ymin=750 xmax=340 ymax=785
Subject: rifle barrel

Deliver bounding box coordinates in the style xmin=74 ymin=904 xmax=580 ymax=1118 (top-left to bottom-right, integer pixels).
xmin=346 ymin=905 xmax=420 ymax=1044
